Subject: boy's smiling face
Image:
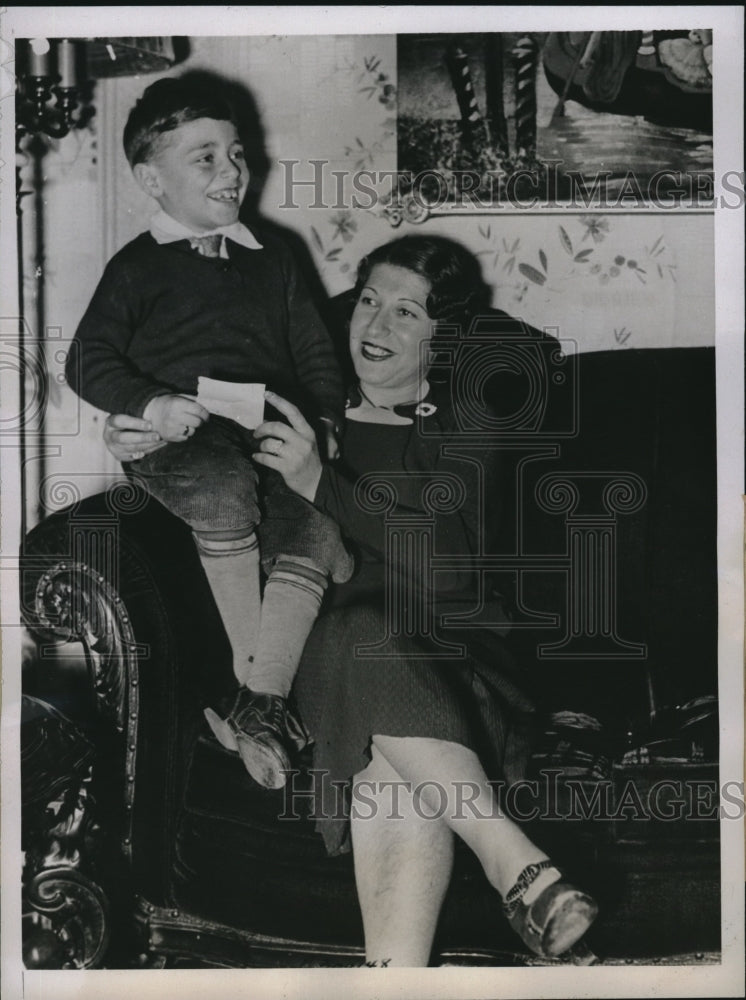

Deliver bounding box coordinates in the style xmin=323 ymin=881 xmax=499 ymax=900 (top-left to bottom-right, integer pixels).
xmin=135 ymin=117 xmax=249 ymax=233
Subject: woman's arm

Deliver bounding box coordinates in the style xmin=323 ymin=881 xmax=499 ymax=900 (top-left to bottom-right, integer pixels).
xmin=313 ymin=446 xmax=478 ymax=592
xmin=253 ymin=393 xmax=478 ymax=590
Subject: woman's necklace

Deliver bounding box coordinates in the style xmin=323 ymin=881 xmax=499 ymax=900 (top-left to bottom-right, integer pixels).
xmin=357 ymin=381 xmax=428 ymax=411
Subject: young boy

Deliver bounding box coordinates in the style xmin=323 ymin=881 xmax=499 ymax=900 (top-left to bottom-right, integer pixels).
xmin=67 ymin=77 xmax=352 ymax=789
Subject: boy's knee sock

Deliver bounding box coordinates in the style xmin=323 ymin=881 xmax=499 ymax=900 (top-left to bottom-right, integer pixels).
xmin=246 ymin=558 xmax=327 ymax=698
xmin=193 ymin=530 xmax=261 ymax=686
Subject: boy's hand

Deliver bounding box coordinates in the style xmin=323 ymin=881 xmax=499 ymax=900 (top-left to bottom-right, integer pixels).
xmin=319 ymin=416 xmax=341 ymax=461
xmin=143 ymin=394 xmax=209 ymax=442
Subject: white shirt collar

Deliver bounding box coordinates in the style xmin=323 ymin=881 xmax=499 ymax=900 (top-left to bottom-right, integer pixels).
xmin=149 ymin=210 xmax=263 ymax=257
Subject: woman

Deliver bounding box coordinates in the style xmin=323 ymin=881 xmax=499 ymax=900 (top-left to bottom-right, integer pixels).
xmin=104 ymin=235 xmax=597 ymax=967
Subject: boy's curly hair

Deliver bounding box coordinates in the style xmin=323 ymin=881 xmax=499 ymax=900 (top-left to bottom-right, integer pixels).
xmin=123 ymin=77 xmax=237 ymax=166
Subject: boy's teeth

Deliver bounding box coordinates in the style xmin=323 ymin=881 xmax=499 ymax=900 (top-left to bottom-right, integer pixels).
xmin=210 ymin=190 xmax=237 ymax=201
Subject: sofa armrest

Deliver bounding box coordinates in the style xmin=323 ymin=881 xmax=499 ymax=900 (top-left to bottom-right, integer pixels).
xmin=20 ymin=488 xmax=234 ymax=908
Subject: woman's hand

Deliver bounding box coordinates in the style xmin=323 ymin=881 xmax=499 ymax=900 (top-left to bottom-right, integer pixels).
xmin=252 ymin=391 xmax=323 ymax=502
xmin=103 ymin=413 xmax=165 ymax=462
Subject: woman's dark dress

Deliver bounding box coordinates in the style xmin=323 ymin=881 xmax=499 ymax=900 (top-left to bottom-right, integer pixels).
xmin=293 ymin=398 xmax=536 ymax=855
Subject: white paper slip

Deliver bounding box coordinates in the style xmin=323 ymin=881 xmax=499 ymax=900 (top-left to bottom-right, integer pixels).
xmin=196 ymin=377 xmax=266 ymax=430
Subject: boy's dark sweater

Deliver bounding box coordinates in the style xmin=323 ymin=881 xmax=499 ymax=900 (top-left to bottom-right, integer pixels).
xmin=67 ymin=232 xmax=345 ymax=424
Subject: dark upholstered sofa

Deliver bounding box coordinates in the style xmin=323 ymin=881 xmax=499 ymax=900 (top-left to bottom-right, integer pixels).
xmin=19 ymin=344 xmax=720 ymax=969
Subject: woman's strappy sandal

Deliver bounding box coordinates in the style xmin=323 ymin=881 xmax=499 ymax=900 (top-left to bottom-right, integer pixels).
xmin=503 ymin=861 xmax=598 ymax=959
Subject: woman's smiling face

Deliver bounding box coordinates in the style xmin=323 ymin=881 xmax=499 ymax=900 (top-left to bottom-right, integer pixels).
xmin=349 ymin=263 xmax=433 ymax=397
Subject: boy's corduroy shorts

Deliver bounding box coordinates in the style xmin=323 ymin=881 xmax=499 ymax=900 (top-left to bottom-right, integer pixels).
xmin=125 ymin=415 xmax=352 ymax=582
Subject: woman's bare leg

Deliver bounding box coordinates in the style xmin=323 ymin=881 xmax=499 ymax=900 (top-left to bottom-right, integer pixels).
xmin=371 ymin=735 xmax=556 ymax=902
xmin=351 ymin=744 xmax=454 ymax=967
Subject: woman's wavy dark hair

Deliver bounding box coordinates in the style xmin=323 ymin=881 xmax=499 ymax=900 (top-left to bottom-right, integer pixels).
xmin=353 ymin=235 xmax=491 ymax=332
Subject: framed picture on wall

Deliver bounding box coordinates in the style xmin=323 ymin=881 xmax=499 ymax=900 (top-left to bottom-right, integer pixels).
xmin=396 ymin=30 xmax=714 ymax=213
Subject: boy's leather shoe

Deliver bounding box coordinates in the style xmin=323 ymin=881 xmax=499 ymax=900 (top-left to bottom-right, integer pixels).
xmin=204 ymin=688 xmax=310 ymax=790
